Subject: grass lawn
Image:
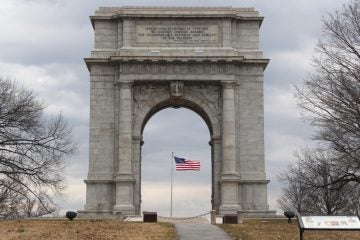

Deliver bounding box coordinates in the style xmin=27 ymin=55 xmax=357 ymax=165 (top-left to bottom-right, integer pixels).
xmin=0 ymin=219 xmax=176 ymax=240
xmin=219 ymin=219 xmax=360 ymax=240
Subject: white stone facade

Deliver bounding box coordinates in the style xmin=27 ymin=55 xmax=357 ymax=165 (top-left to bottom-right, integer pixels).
xmin=78 ymin=6 xmax=275 ymax=218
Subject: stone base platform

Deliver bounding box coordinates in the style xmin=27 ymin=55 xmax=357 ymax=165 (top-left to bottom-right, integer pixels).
xmin=237 ymin=210 xmax=277 ymax=218
xmin=77 ymin=210 xmax=125 ymax=219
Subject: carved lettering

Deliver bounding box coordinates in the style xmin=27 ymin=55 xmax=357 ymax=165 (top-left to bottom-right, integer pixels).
xmin=136 ymin=24 xmax=220 ymax=44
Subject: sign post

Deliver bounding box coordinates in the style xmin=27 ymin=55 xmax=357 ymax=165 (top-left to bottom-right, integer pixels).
xmin=297 ymin=214 xmax=360 ymax=240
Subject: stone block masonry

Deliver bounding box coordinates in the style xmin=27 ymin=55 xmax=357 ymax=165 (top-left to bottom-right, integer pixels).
xmin=78 ymin=6 xmax=276 ymax=218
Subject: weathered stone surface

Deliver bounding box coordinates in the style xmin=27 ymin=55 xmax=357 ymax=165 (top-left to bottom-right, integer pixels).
xmin=79 ymin=6 xmax=275 ymax=218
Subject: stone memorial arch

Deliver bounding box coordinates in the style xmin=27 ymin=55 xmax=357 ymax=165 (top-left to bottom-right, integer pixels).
xmin=79 ymin=6 xmax=275 ymax=218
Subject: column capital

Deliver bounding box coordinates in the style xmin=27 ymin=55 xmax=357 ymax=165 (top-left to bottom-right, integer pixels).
xmin=132 ymin=135 xmax=144 ymax=146
xmin=209 ymin=136 xmax=222 ymax=146
xmin=117 ymin=81 xmax=133 ymax=88
xmin=221 ymin=81 xmax=236 ymax=88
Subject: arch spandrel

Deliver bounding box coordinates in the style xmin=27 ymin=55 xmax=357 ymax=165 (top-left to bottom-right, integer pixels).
xmin=132 ymin=82 xmax=222 ymax=139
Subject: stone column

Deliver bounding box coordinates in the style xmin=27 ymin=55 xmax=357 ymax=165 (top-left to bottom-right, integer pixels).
xmin=221 ymin=81 xmax=236 ymax=173
xmin=113 ymin=81 xmax=135 ymax=215
xmin=132 ymin=135 xmax=143 ymax=215
xmin=211 ymin=136 xmax=222 ymax=213
xmin=118 ymin=81 xmax=133 ymax=174
xmin=220 ymin=81 xmax=240 ymax=214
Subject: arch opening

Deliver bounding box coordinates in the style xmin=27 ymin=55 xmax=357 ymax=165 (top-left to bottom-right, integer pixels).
xmin=140 ymin=99 xmax=214 ymax=137
xmin=141 ymin=107 xmax=212 ymax=217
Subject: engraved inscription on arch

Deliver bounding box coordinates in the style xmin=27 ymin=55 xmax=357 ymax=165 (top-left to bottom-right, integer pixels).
xmin=135 ymin=20 xmax=221 ymax=45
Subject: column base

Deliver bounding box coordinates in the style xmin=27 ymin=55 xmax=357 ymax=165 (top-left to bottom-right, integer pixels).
xmin=77 ymin=210 xmax=122 ymax=219
xmin=219 ymin=204 xmax=277 ymax=217
xmin=237 ymin=210 xmax=277 ymax=218
xmin=78 ymin=203 xmax=136 ymax=218
xmin=113 ymin=204 xmax=136 ymax=216
xmin=219 ymin=207 xmax=277 ymax=217
xmin=219 ymin=204 xmax=241 ymax=215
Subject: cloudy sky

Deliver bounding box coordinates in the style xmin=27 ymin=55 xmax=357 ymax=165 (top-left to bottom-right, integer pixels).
xmin=0 ymin=0 xmax=350 ymax=217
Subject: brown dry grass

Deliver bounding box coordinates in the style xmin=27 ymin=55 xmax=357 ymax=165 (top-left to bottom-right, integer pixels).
xmin=219 ymin=219 xmax=360 ymax=240
xmin=0 ymin=219 xmax=176 ymax=240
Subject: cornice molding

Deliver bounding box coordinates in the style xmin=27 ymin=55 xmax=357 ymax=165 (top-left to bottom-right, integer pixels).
xmin=84 ymin=57 xmax=269 ymax=71
xmin=90 ymin=6 xmax=263 ymax=28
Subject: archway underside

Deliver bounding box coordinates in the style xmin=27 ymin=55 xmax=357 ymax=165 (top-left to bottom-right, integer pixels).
xmin=141 ymin=99 xmax=214 ymax=136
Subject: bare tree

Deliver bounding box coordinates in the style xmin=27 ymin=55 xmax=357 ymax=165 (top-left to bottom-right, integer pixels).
xmin=0 ymin=78 xmax=75 ymax=219
xmin=0 ymin=178 xmax=56 ymax=219
xmin=279 ymin=1 xmax=360 ymax=216
xmin=347 ymin=183 xmax=360 ymax=217
xmin=278 ymin=149 xmax=357 ymax=215
xmin=295 ymin=0 xmax=360 ymax=185
xmin=278 ymin=158 xmax=314 ymax=214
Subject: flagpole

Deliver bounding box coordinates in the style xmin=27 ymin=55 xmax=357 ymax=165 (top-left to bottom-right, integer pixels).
xmin=170 ymin=152 xmax=174 ymax=217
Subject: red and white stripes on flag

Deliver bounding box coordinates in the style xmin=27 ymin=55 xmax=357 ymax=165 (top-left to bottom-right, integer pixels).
xmin=174 ymin=156 xmax=200 ymax=171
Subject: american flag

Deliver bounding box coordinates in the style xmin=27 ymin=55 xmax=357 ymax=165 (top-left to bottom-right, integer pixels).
xmin=174 ymin=156 xmax=200 ymax=171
